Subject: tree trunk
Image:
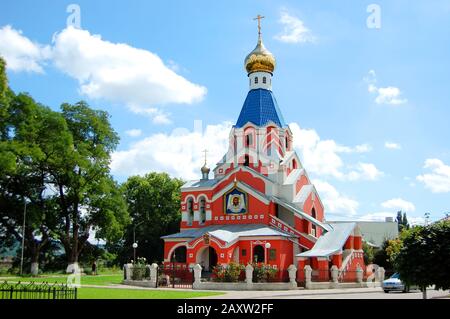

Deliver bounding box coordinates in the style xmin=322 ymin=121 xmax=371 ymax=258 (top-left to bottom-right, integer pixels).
xmin=31 ymin=262 xmax=39 ymax=276
xmin=422 ymin=286 xmax=427 ymax=299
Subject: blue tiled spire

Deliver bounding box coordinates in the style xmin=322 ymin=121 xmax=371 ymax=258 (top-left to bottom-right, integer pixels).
xmin=235 ymin=89 xmax=286 ymax=128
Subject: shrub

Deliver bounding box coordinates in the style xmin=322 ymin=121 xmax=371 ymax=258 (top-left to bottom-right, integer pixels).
xmin=252 ymin=263 xmax=278 ymax=282
xmin=131 ymin=257 xmax=147 ymax=280
xmin=212 ymin=263 xmax=244 ymax=282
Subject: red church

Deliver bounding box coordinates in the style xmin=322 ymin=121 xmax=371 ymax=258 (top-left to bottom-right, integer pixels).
xmin=162 ymin=23 xmax=365 ymax=281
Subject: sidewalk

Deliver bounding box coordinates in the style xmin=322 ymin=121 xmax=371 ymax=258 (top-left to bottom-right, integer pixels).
xmin=195 ymin=287 xmax=383 ymax=299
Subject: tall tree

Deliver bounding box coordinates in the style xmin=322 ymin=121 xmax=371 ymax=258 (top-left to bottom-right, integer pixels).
xmin=49 ymin=102 xmax=129 ymax=271
xmin=0 ymin=90 xmax=70 ymax=274
xmin=116 ymin=173 xmax=183 ymax=264
xmin=402 ymin=212 xmax=410 ymax=230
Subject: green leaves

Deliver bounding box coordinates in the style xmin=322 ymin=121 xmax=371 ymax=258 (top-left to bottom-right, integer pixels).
xmin=396 ymin=221 xmax=450 ymax=291
xmin=117 ymin=173 xmax=184 ymax=264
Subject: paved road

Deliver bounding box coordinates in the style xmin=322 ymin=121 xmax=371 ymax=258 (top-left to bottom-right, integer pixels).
xmin=196 ymin=287 xmax=450 ymax=299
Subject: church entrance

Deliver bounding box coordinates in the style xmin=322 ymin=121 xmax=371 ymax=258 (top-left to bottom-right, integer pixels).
xmin=196 ymin=246 xmax=218 ymax=272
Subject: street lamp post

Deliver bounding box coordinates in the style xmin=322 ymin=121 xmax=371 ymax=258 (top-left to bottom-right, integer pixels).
xmin=264 ymin=242 xmax=271 ymax=264
xmin=132 ymin=220 xmax=145 ymax=262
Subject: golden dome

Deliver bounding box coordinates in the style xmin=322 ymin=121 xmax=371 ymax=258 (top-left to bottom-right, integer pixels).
xmin=244 ymin=36 xmax=276 ymax=74
xmin=201 ymin=164 xmax=210 ymax=174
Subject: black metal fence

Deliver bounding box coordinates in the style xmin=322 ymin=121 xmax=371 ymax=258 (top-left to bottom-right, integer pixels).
xmin=0 ymin=281 xmax=77 ymax=299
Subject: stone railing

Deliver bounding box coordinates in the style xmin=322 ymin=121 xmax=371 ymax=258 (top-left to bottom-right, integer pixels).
xmin=123 ymin=263 xmax=158 ymax=288
xmin=303 ymin=265 xmax=385 ymax=289
xmin=192 ymin=264 xmax=298 ymax=291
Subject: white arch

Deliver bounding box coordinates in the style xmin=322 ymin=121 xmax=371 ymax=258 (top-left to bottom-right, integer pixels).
xmin=183 ymin=195 xmax=196 ymax=205
xmin=166 ymin=242 xmax=188 ymax=262
xmin=196 ymin=193 xmax=209 ymax=202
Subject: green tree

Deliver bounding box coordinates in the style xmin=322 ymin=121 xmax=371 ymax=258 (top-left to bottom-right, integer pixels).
xmin=362 ymin=241 xmax=375 ymax=265
xmin=49 ymin=102 xmax=130 ymax=271
xmin=396 ymin=221 xmax=450 ymax=299
xmin=116 ymin=173 xmax=183 ymax=264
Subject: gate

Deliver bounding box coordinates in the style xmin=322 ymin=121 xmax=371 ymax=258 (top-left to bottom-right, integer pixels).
xmin=157 ymin=264 xmax=194 ymax=289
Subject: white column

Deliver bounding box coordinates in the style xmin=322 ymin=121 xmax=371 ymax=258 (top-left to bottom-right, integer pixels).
xmin=193 ymin=264 xmax=202 ymax=289
xmin=304 ymin=265 xmax=312 ymax=289
xmin=288 ymin=264 xmax=297 ymax=289
xmin=330 ymin=265 xmax=339 ymax=283
xmin=124 ymin=263 xmax=133 ymax=281
xmin=150 ymin=263 xmax=158 ymax=286
xmin=330 ymin=265 xmax=339 ymax=288
xmin=245 ymin=264 xmax=254 ymax=287
xmin=356 ymin=265 xmax=363 ymax=283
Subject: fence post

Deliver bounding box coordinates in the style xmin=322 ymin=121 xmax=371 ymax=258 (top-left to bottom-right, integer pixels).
xmin=377 ymin=267 xmax=385 ymax=282
xmin=245 ymin=264 xmax=254 ymax=289
xmin=304 ymin=265 xmax=312 ymax=289
xmin=123 ymin=263 xmax=133 ymax=281
xmin=330 ymin=265 xmax=339 ymax=288
xmin=150 ymin=263 xmax=158 ymax=288
xmin=192 ymin=264 xmax=202 ymax=290
xmin=356 ymin=265 xmax=363 ymax=284
xmin=10 ymin=286 xmax=13 ymax=299
xmin=287 ymin=264 xmax=297 ymax=289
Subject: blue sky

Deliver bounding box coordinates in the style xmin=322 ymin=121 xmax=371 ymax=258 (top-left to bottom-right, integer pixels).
xmin=1 ymin=0 xmax=450 ymax=224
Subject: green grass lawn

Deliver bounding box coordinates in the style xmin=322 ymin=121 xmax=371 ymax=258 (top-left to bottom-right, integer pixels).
xmin=77 ymin=287 xmax=224 ymax=299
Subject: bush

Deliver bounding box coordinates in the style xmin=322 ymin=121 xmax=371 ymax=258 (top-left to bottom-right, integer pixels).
xmin=131 ymin=257 xmax=147 ymax=281
xmin=252 ymin=263 xmax=278 ymax=283
xmin=212 ymin=262 xmax=244 ymax=282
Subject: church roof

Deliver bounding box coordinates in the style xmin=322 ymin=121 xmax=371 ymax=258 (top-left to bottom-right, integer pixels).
xmin=235 ymin=89 xmax=286 ymax=128
xmin=161 ymin=223 xmax=296 ymax=244
xmin=297 ymin=222 xmax=356 ymax=257
xmin=182 ymin=179 xmax=220 ymax=189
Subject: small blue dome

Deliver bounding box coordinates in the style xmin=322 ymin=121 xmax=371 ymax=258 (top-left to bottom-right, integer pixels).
xmin=235 ymin=89 xmax=286 ymax=128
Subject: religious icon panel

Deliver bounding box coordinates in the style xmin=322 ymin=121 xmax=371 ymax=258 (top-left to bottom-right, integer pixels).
xmin=224 ymin=188 xmax=248 ymax=214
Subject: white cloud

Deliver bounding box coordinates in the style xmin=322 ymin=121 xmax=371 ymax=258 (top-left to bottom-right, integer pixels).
xmin=346 ymin=163 xmax=384 ymax=181
xmin=417 ymin=158 xmax=450 ymax=193
xmin=381 ymin=198 xmax=416 ymax=212
xmin=51 ymin=27 xmax=207 ymax=122
xmin=274 ymin=10 xmax=315 ymax=44
xmin=111 ymin=121 xmax=232 ymax=180
xmin=313 ymin=179 xmax=359 ymax=217
xmin=385 ymin=142 xmax=401 ymax=150
xmin=0 ymin=25 xmax=206 ymax=124
xmin=0 ymin=25 xmax=50 ymax=73
xmin=365 ymin=70 xmax=407 ymax=105
xmin=125 ymin=129 xmax=142 ymax=137
xmin=289 ymin=122 xmax=382 ymax=181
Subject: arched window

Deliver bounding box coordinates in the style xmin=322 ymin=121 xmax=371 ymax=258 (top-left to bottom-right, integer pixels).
xmin=263 ymin=76 xmax=266 ymax=84
xmin=187 ymin=198 xmax=194 ymax=226
xmin=254 ymin=77 xmax=258 ymax=84
xmin=253 ymin=245 xmax=265 ymax=263
xmin=245 ymin=133 xmax=253 ymax=147
xmin=292 ymin=159 xmax=298 ymax=169
xmin=285 ymin=136 xmax=289 ymax=150
xmin=171 ymin=246 xmax=187 ymax=263
xmin=311 ymin=208 xmax=317 ymax=236
xmin=244 ymin=155 xmax=250 ymax=167
xmin=199 ymin=197 xmax=206 ymax=224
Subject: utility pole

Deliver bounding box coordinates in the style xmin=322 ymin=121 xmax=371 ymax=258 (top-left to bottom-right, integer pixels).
xmin=20 ymin=200 xmax=27 ymax=276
